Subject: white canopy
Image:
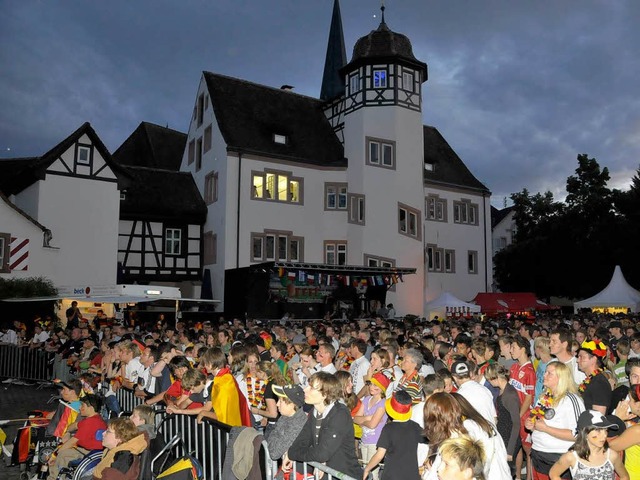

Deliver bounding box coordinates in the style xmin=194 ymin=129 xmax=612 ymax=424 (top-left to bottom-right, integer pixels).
xmin=574 ymin=265 xmax=640 ymax=313
xmin=425 ymin=291 xmax=481 ymax=320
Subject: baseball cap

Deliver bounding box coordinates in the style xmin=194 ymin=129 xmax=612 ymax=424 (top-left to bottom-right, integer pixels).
xmin=451 ymin=360 xmax=470 ymax=377
xmin=54 ymin=378 xmax=83 ymax=395
xmin=609 ymin=321 xmax=623 ymax=329
xmin=272 ymin=384 xmax=305 ymax=407
xmin=576 ymin=410 xmax=620 ymax=433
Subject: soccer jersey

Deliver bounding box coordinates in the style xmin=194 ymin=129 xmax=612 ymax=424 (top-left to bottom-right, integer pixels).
xmin=509 ymin=361 xmax=535 ymax=404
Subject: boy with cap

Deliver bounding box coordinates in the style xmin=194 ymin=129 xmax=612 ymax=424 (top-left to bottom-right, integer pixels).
xmin=363 ymin=390 xmax=426 ymax=480
xmin=266 ymin=384 xmax=307 ymax=460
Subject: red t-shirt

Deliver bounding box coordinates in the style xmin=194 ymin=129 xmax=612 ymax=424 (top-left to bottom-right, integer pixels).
xmin=74 ymin=414 xmax=107 ymax=450
xmin=509 ymin=361 xmax=536 ymax=404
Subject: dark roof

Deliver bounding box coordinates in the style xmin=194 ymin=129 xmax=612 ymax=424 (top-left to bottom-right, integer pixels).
xmin=423 ymin=126 xmax=489 ymax=193
xmin=320 ymin=0 xmax=347 ymax=101
xmin=119 ymin=166 xmax=207 ymax=223
xmin=203 ymin=72 xmax=346 ymax=167
xmin=491 ymin=205 xmax=515 ymax=229
xmin=343 ymin=21 xmax=428 ymax=79
xmin=113 ymin=122 xmax=187 ymax=171
xmin=0 ymin=192 xmax=48 ymax=232
xmin=0 ymin=122 xmax=126 ymax=196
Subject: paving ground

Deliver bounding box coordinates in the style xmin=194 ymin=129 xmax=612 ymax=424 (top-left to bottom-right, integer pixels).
xmin=0 ymin=381 xmax=58 ymax=480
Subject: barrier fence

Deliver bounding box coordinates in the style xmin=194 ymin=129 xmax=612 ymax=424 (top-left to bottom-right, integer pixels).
xmin=114 ymin=388 xmax=358 ymax=480
xmin=0 ymin=344 xmax=54 ymax=381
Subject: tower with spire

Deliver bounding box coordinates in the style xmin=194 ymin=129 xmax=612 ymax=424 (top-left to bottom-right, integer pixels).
xmin=321 ymin=0 xmax=430 ymax=314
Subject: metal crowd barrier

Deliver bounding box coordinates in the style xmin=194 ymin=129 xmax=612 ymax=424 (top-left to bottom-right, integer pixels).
xmin=115 ymin=387 xmax=358 ymax=480
xmin=0 ymin=344 xmax=54 ymax=381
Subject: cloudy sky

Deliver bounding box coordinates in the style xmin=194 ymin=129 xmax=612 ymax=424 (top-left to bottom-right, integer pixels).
xmin=2 ymin=0 xmax=639 ymax=207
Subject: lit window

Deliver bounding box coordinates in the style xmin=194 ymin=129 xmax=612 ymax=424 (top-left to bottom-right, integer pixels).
xmin=165 ymin=228 xmax=182 ymax=256
xmin=366 ymin=137 xmax=395 ymax=169
xmin=274 ymin=134 xmax=287 ymax=145
xmin=424 ymin=163 xmax=434 ymax=172
xmin=373 ymin=69 xmax=387 ymax=88
xmin=252 ymin=170 xmax=303 ymax=204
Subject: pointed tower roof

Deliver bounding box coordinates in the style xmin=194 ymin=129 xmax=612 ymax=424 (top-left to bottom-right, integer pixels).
xmin=343 ymin=4 xmax=427 ymax=80
xmin=320 ymin=0 xmax=347 ymax=101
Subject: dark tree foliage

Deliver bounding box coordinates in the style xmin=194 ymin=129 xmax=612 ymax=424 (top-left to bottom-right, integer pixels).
xmin=0 ymin=276 xmax=57 ymax=299
xmin=495 ymin=155 xmax=640 ymax=299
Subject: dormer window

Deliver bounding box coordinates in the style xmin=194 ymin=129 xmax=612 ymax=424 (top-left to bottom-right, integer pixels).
xmin=274 ymin=134 xmax=287 ymax=145
xmin=373 ymin=69 xmax=387 ymax=88
xmin=77 ymin=145 xmax=91 ymax=165
xmin=424 ymin=163 xmax=434 ymax=172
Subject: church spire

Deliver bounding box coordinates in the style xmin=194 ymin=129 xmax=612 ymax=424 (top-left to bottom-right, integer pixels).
xmin=320 ymin=0 xmax=347 ymax=101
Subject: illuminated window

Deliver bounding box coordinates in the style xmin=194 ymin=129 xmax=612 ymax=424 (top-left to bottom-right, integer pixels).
xmin=251 ymin=170 xmax=303 ymax=204
xmin=274 ymin=134 xmax=287 ymax=145
xmin=373 ymin=69 xmax=387 ymax=88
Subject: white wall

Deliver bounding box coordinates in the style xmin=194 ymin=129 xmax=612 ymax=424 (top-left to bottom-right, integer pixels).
xmin=0 ymin=200 xmax=57 ymax=280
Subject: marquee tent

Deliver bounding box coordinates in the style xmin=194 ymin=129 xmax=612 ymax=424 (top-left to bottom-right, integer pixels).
xmin=472 ymin=292 xmax=555 ymax=316
xmin=574 ymin=265 xmax=640 ymax=313
xmin=425 ymin=291 xmax=481 ymax=320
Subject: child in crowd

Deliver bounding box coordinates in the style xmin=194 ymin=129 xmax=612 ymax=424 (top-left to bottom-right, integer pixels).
xmin=549 ymin=410 xmax=628 ymax=480
xmin=130 ymin=404 xmax=156 ymax=440
xmin=355 ymin=372 xmax=389 ymax=480
xmin=93 ymin=417 xmax=148 ymax=480
xmin=436 ymin=436 xmax=486 ymax=480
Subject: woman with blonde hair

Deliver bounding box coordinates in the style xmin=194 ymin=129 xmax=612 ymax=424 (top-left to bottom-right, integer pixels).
xmin=437 ymin=436 xmax=486 ymax=480
xmin=252 ymin=360 xmax=287 ymax=434
xmin=524 ymin=361 xmax=584 ymax=480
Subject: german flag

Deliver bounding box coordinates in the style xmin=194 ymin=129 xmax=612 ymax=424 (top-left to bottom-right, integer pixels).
xmin=47 ymin=401 xmax=79 ymax=438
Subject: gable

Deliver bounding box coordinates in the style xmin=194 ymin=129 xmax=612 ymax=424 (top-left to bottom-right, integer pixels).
xmin=47 ymin=133 xmax=117 ymax=181
xmin=113 ymin=122 xmax=187 ymax=171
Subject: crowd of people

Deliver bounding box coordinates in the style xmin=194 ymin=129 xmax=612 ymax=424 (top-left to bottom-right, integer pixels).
xmin=4 ymin=310 xmax=640 ymax=480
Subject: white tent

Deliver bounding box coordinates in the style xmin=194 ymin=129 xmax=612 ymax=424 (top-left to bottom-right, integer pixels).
xmin=425 ymin=291 xmax=481 ymax=320
xmin=574 ymin=265 xmax=640 ymax=313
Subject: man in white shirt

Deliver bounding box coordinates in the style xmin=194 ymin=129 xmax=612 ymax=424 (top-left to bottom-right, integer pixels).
xmin=315 ymin=343 xmax=337 ymax=374
xmin=451 ymin=360 xmax=497 ymax=425
xmin=549 ymin=329 xmax=586 ymax=384
xmin=30 ymin=323 xmax=50 ymax=348
xmin=119 ymin=340 xmax=144 ymax=389
xmin=349 ymin=339 xmax=370 ymax=395
xmin=0 ymin=326 xmax=18 ymax=345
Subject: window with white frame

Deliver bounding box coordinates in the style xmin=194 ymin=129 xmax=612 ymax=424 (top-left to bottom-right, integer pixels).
xmin=325 ymin=241 xmax=347 ymax=265
xmin=426 ymin=195 xmax=447 ymax=222
xmin=349 ymin=74 xmax=360 ymax=94
xmin=204 ymin=172 xmax=218 ymax=204
xmin=203 ymin=231 xmax=217 ymax=264
xmin=366 ymin=137 xmax=395 ymax=169
xmin=77 ymin=145 xmax=91 ymax=166
xmin=251 ymin=170 xmax=302 ymax=204
xmin=196 ymin=138 xmax=202 ymax=171
xmin=251 ymin=231 xmax=303 ymax=262
xmin=324 ymin=183 xmax=348 ymax=210
xmin=453 ymin=200 xmax=479 ymax=225
xmin=348 ymin=193 xmax=365 ymax=225
xmin=373 ymin=69 xmax=387 ymax=88
xmin=165 ymin=228 xmax=182 ymax=256
xmin=402 ymin=71 xmax=414 ymax=92
xmin=468 ymin=250 xmax=478 ymax=274
xmin=0 ymin=233 xmax=9 ymax=273
xmin=365 ymin=254 xmax=394 ymax=268
xmin=203 ymin=125 xmax=212 ymax=152
xmin=398 ymin=203 xmax=421 ymax=240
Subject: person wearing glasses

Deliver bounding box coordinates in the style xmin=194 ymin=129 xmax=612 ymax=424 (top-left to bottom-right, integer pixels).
xmin=93 ymin=417 xmax=147 ymax=480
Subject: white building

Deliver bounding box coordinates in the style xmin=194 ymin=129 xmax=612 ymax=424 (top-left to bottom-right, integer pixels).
xmin=491 ymin=206 xmax=516 ymax=257
xmin=179 ymin=1 xmax=492 ymax=316
xmin=0 ymin=123 xmax=122 ymax=287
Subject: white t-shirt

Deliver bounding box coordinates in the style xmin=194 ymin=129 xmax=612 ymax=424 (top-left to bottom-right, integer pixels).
xmin=32 ymin=331 xmax=50 ymax=344
xmin=125 ymin=357 xmax=144 ymax=383
xmin=565 ymin=356 xmax=586 ymax=384
xmin=350 ymin=355 xmax=371 ymax=395
xmin=457 ymin=380 xmax=497 ymax=424
xmin=532 ymin=393 xmax=584 ymax=453
xmin=0 ymin=329 xmax=18 ymax=344
xmin=464 ymin=419 xmax=511 ymax=480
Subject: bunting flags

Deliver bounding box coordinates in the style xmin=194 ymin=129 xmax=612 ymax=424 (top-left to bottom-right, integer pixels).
xmin=275 ymin=269 xmax=404 ymax=286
